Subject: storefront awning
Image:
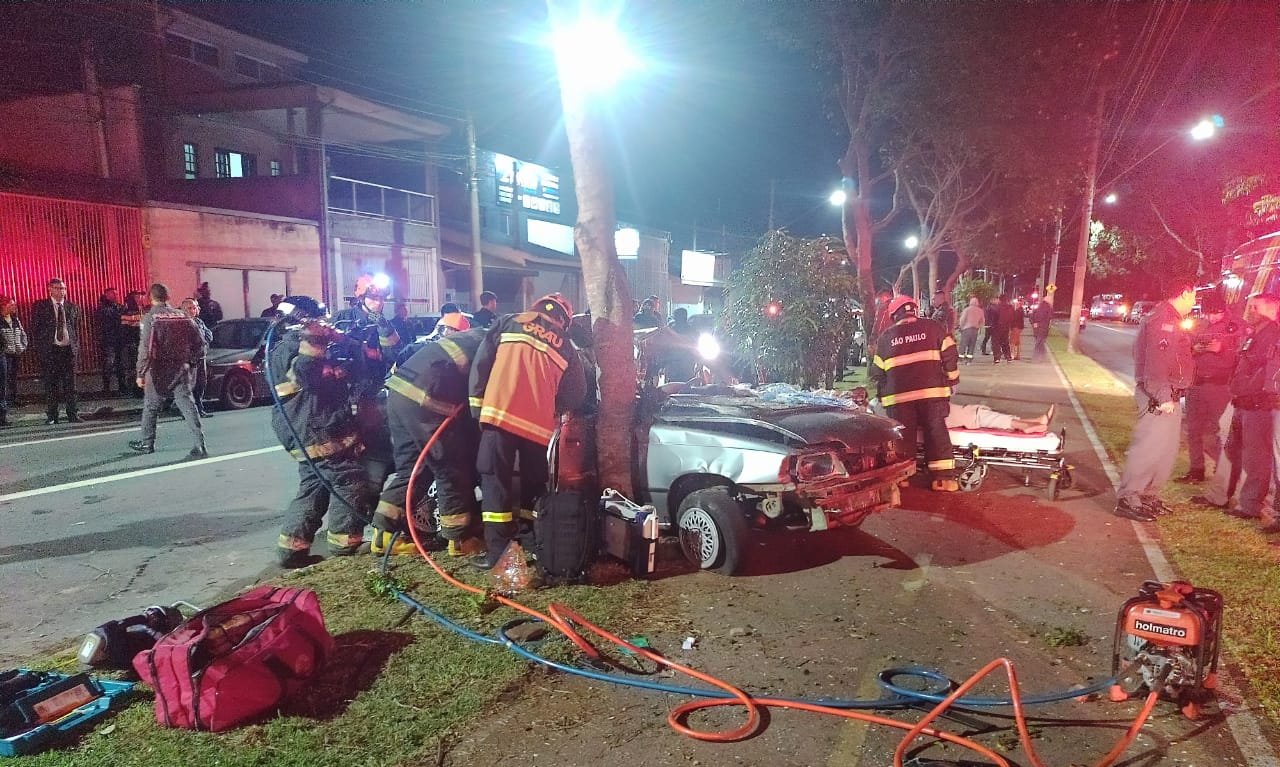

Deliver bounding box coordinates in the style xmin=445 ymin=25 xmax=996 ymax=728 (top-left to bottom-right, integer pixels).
xmin=439 ymin=227 xmax=538 ymax=277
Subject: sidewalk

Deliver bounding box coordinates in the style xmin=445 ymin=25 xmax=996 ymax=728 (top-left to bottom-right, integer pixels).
xmin=3 ymin=390 xmax=145 ymax=427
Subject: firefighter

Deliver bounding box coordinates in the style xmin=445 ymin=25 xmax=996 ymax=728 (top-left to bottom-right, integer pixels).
xmin=372 ymin=313 xmax=487 ymax=557
xmin=270 ymin=296 xmax=371 ymax=569
xmin=870 ymin=294 xmax=961 ymax=491
xmin=332 ymin=274 xmax=401 ymax=497
xmin=468 ymin=293 xmax=587 ymax=567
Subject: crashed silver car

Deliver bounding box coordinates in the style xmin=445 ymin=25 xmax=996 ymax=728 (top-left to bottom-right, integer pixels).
xmin=557 ymin=326 xmax=915 ymax=575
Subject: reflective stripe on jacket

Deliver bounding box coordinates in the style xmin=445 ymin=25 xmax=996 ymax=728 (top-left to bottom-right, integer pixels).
xmin=268 ymin=328 xmax=360 ymax=455
xmin=869 ymin=316 xmax=959 ymax=407
xmin=386 ymin=328 xmax=486 ymax=418
xmin=468 ymin=311 xmax=586 ymax=445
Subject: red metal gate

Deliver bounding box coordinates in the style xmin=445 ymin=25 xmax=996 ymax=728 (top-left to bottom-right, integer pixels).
xmin=0 ymin=191 xmax=146 ymax=379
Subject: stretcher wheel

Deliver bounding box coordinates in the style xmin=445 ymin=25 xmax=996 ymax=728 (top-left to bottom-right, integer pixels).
xmin=1047 ymin=475 xmax=1060 ymax=501
xmin=1058 ymin=470 xmax=1074 ymax=490
xmin=958 ymin=466 xmax=984 ymax=492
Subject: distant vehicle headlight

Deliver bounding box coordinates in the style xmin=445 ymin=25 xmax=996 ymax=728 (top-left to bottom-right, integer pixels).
xmin=697 ymin=333 xmax=721 ymax=361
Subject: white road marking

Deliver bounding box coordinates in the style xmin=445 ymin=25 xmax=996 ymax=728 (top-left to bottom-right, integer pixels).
xmin=1091 ymin=322 xmax=1136 ymax=335
xmin=1051 ymin=345 xmax=1280 ymax=767
xmin=0 ymin=446 xmax=281 ymax=503
xmin=0 ymin=426 xmax=138 ymax=450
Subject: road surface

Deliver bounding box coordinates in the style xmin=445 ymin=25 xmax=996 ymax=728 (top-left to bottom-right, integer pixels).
xmin=1071 ymin=318 xmax=1138 ymax=387
xmin=0 ymin=407 xmax=294 ymax=662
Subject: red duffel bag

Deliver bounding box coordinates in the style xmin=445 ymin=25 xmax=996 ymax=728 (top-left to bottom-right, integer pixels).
xmin=133 ymin=585 xmax=334 ymax=731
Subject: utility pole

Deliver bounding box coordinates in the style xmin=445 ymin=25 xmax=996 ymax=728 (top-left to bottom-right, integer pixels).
xmin=1046 ymin=209 xmax=1063 ymax=306
xmin=466 ymin=115 xmax=483 ymax=303
xmin=81 ymin=40 xmax=111 ymax=179
xmin=1068 ymin=90 xmax=1105 ymax=354
xmin=767 ymin=178 xmax=776 ymax=232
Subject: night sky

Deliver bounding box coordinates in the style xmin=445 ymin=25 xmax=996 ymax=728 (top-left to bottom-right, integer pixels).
xmin=186 ymin=1 xmax=843 ymax=251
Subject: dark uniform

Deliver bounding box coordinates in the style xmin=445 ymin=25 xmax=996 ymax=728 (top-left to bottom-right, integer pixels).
xmin=1228 ymin=315 xmax=1280 ymax=525
xmin=1115 ymin=299 xmax=1193 ymax=515
xmin=270 ymin=323 xmax=370 ymax=565
xmin=332 ymin=303 xmax=401 ymax=495
xmin=469 ymin=297 xmax=587 ymax=564
xmin=374 ymin=327 xmax=487 ymax=548
xmin=1183 ymin=311 xmax=1243 ymax=480
xmin=95 ymin=294 xmax=127 ymax=394
xmin=134 ymin=304 xmax=205 ymax=455
xmin=870 ymin=306 xmax=960 ymax=487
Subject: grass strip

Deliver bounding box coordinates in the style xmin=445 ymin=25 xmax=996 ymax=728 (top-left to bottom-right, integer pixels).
xmin=1048 ymin=331 xmax=1280 ymax=724
xmin=13 ymin=555 xmax=648 ymax=767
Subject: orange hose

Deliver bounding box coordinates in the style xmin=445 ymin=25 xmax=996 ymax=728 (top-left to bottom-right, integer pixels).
xmin=400 ymin=411 xmax=1159 ymax=766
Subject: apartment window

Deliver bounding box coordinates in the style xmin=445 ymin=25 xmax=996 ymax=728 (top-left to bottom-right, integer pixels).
xmin=182 ymin=143 xmax=199 ymax=179
xmin=234 ymin=54 xmax=283 ymax=82
xmin=165 ymin=33 xmax=219 ymax=68
xmin=214 ymin=149 xmax=257 ymax=179
xmin=270 ymin=160 xmax=282 ymax=177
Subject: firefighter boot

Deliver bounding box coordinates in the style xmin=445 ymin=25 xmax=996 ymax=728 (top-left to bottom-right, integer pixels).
xmin=448 ymin=538 xmax=486 ymax=557
xmin=932 ymin=478 xmax=960 ymax=492
xmin=370 ymin=528 xmax=421 ymax=556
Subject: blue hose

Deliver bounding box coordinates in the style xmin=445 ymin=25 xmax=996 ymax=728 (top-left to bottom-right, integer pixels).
xmin=379 ymin=536 xmax=1117 ymax=712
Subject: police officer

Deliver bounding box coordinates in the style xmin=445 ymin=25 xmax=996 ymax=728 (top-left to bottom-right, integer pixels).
xmin=372 ymin=313 xmax=486 ymax=557
xmin=270 ymin=296 xmax=371 ymax=568
xmin=869 ymin=295 xmax=960 ymax=492
xmin=1224 ymin=292 xmax=1280 ymax=532
xmin=332 ymin=274 xmax=402 ymax=497
xmin=1177 ymin=293 xmax=1242 ymax=483
xmin=469 ymin=293 xmax=587 ymax=567
xmin=1113 ymin=280 xmax=1197 ymax=521
xmin=128 ymin=283 xmax=206 ymax=458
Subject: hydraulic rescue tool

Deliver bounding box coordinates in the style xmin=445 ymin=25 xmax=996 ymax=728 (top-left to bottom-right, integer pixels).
xmin=1109 ymin=580 xmax=1223 ymax=720
xmin=76 ymin=604 xmax=189 ymax=670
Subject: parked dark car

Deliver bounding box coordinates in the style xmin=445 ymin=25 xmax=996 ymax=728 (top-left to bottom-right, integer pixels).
xmin=205 ymin=317 xmax=273 ymax=410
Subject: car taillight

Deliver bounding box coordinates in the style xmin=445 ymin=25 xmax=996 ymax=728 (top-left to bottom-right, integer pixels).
xmin=795 ymin=451 xmax=847 ymax=481
xmin=234 ymin=360 xmax=254 ymax=370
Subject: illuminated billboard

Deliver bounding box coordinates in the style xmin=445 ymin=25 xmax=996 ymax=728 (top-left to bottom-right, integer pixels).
xmin=681 ymin=250 xmax=719 ymax=286
xmin=493 ymin=152 xmax=561 ymax=217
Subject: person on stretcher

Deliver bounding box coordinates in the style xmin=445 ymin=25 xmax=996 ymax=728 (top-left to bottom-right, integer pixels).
xmin=945 ymin=402 xmax=1056 ymax=433
xmin=851 ymin=386 xmax=1054 ymax=433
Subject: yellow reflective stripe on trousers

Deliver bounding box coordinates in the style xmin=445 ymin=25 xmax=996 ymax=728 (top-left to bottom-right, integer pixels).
xmin=386 ymin=375 xmax=457 ymax=417
xmin=880 ymin=349 xmax=942 ymax=369
xmin=288 ymin=432 xmax=360 ymax=461
xmin=880 ymin=387 xmax=953 ymax=406
xmin=469 ymin=396 xmax=483 ymax=409
xmin=327 ymin=530 xmax=363 ymax=549
xmin=375 ymin=499 xmax=404 ymax=521
xmin=439 ymin=512 xmax=470 ymax=527
xmin=274 ymin=381 xmax=300 ymax=397
xmin=437 ymin=338 xmax=470 ymax=371
xmin=927 ymin=458 xmax=956 ymax=471
xmin=277 ymin=534 xmax=310 ymax=552
xmin=482 ymin=511 xmax=514 ymax=523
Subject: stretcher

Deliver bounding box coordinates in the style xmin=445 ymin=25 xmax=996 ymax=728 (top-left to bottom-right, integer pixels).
xmin=937 ymin=426 xmax=1073 ymax=500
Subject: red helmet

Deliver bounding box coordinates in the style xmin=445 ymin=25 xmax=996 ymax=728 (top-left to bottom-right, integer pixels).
xmin=532 ymin=293 xmax=572 ymax=328
xmin=885 ymin=295 xmax=918 ymax=321
xmin=437 ymin=312 xmax=470 ymax=332
xmin=354 ymin=273 xmax=390 ymax=299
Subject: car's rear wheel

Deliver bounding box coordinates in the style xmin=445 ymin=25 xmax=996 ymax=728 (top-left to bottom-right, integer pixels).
xmin=677 ymin=487 xmax=749 ymax=575
xmin=220 ymin=370 xmax=255 ymax=410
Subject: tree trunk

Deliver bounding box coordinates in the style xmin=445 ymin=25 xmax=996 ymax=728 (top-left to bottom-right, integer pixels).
xmin=840 ymin=144 xmax=878 ymax=351
xmin=548 ymin=0 xmax=634 ymax=495
xmin=927 ymin=250 xmax=940 ymax=297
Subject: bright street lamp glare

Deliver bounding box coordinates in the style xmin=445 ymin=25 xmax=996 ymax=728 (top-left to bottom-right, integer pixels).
xmin=1189 ymin=119 xmax=1216 ymax=141
xmin=828 ymin=189 xmax=847 ymax=206
xmin=1103 ymin=192 xmax=1118 ymax=204
xmin=904 ymin=235 xmax=920 ymax=249
xmin=551 ymin=16 xmax=639 ymax=93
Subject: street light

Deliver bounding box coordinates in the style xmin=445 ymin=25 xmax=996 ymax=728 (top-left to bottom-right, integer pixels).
xmin=550 ymin=12 xmax=641 ymax=94
xmin=1103 ymin=192 xmax=1118 ymax=205
xmin=1189 ymin=117 xmax=1220 ymax=141
xmin=828 ymin=189 xmax=847 ymax=207
xmin=903 ymin=235 xmax=920 ymax=249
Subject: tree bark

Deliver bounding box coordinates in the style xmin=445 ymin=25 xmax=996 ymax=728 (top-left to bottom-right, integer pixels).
xmin=548 ymin=0 xmax=634 ymax=495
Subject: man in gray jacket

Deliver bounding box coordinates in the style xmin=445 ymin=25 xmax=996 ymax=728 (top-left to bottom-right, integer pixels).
xmin=128 ymin=283 xmax=207 ymax=459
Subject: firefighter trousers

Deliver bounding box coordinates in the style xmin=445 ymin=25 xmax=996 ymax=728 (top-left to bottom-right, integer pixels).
xmin=356 ymin=394 xmax=395 ymax=494
xmin=889 ymin=398 xmax=955 ymax=479
xmin=477 ymin=425 xmax=549 ymax=559
xmin=377 ymin=397 xmax=479 ymax=541
xmin=278 ymin=449 xmax=370 ymax=557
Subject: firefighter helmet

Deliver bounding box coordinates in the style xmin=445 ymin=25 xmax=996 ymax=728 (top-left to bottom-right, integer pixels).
xmin=282 ymin=295 xmax=324 ymax=319
xmin=437 ymin=312 xmax=470 ymax=332
xmin=885 ymin=295 xmax=918 ymax=322
xmin=532 ymin=293 xmax=573 ymax=328
xmin=354 ymin=273 xmax=391 ymax=299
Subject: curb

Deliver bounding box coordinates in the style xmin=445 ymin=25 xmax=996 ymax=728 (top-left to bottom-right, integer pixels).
xmin=1048 ymin=340 xmax=1280 ymax=767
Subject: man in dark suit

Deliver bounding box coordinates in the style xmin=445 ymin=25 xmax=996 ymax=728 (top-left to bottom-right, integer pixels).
xmin=30 ymin=277 xmax=82 ymax=424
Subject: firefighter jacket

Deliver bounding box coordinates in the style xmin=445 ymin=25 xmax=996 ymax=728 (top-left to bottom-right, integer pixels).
xmin=137 ymin=304 xmax=203 ymax=390
xmin=386 ymin=328 xmax=487 ymax=419
xmin=1134 ymin=300 xmax=1193 ymax=405
xmin=269 ymin=327 xmax=361 ymax=461
xmin=332 ymin=304 xmax=401 ymax=396
xmin=1230 ymin=319 xmax=1280 ymax=409
xmin=869 ymin=315 xmax=959 ymax=407
xmin=1191 ymin=315 xmax=1244 ymax=384
xmin=468 ymin=311 xmax=587 ymax=445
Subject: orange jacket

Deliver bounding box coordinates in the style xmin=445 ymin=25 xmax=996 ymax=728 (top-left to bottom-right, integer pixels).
xmin=468 ymin=311 xmax=586 ymax=445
